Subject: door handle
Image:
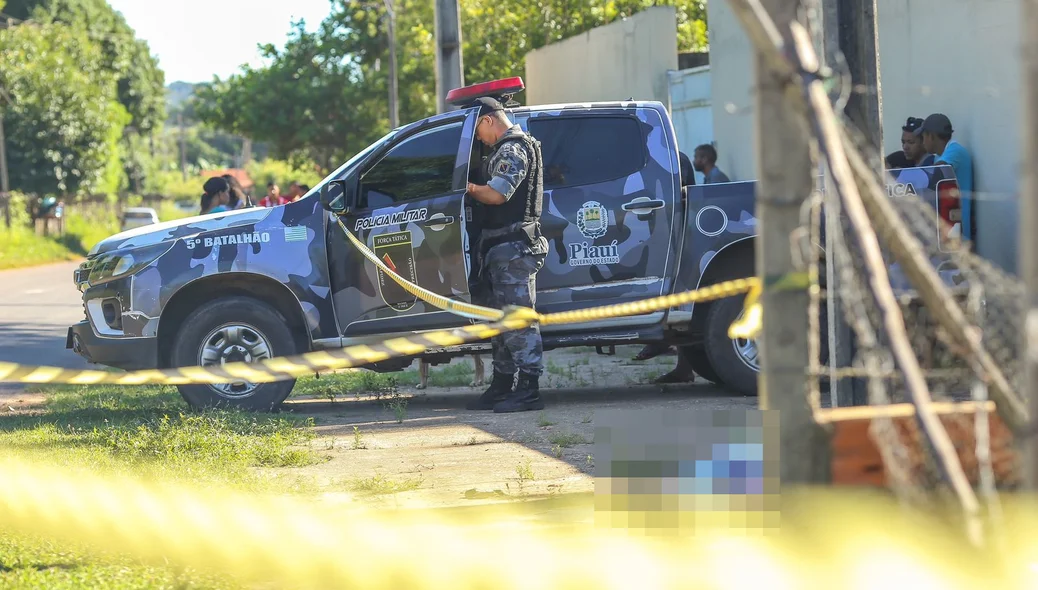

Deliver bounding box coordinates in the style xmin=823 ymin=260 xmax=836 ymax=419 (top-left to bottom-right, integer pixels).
xmin=420 ymin=213 xmax=456 ymax=231
xmin=621 ymin=197 xmax=666 ymax=215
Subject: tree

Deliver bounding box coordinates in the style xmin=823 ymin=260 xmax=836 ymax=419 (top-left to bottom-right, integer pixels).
xmin=5 ymin=0 xmax=166 ymax=133
xmin=194 ymin=0 xmax=708 ymax=167
xmin=0 ymin=21 xmax=128 ymax=195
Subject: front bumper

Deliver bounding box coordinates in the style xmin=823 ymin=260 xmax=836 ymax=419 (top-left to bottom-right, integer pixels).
xmin=67 ymin=320 xmax=158 ymax=372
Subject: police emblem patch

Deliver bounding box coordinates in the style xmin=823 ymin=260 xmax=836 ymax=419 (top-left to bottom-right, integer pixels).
xmin=576 ymin=201 xmax=609 ymax=240
xmin=372 ymin=230 xmax=418 ymax=312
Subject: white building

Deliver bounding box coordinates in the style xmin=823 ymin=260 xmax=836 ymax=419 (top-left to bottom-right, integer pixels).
xmin=708 ymin=0 xmax=1021 ymax=273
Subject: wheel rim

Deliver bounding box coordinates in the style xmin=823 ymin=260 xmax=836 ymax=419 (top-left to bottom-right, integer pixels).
xmin=197 ymin=323 xmax=273 ymax=398
xmin=731 ymin=310 xmax=760 ymax=372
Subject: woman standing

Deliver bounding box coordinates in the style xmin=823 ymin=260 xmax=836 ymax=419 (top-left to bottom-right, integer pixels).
xmin=222 ymin=174 xmax=253 ymax=209
xmin=200 ymin=177 xmax=231 ymax=215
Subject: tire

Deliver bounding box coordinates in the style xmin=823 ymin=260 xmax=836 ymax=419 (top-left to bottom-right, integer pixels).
xmin=677 ymin=344 xmax=724 ymax=385
xmin=170 ymin=296 xmax=298 ymax=412
xmin=704 ymin=296 xmax=831 ymax=397
xmin=704 ymin=296 xmax=759 ymax=396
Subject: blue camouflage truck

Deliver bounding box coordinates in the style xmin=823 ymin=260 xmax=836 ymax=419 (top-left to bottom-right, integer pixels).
xmin=67 ymin=77 xmax=966 ymax=411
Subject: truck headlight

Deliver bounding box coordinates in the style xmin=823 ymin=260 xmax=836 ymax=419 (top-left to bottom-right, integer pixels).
xmin=87 ymin=242 xmax=174 ymax=287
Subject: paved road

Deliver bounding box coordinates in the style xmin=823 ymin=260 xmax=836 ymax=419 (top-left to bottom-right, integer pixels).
xmin=0 ymin=260 xmax=90 ymax=371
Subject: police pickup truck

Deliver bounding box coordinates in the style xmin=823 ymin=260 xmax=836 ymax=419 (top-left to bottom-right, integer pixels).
xmin=67 ymin=77 xmax=966 ymax=411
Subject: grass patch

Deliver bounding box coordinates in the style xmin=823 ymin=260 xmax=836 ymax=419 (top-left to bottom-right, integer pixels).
xmin=425 ymin=362 xmax=475 ymax=387
xmin=294 ymin=369 xmax=420 ymax=400
xmin=0 ymin=226 xmax=80 ymax=270
xmin=547 ymin=432 xmax=589 ymax=448
xmin=0 ymin=201 xmax=195 ymax=271
xmin=0 ymin=383 xmax=320 ymax=491
xmin=0 ymin=208 xmax=118 ymax=270
xmin=0 ymin=381 xmax=326 ymax=588
xmin=0 ymin=534 xmax=237 ymax=589
xmin=349 ymin=473 xmax=424 ymax=496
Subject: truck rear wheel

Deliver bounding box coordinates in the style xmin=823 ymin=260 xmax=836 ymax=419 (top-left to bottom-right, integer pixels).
xmin=704 ymin=296 xmax=759 ymax=396
xmin=170 ymin=296 xmax=298 ymax=412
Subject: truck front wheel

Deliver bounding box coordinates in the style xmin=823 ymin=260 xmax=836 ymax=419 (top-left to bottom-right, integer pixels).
xmin=170 ymin=296 xmax=298 ymax=412
xmin=704 ymin=296 xmax=759 ymax=396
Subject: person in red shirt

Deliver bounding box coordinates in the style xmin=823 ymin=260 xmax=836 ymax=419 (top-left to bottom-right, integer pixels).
xmin=258 ymin=182 xmax=287 ymax=207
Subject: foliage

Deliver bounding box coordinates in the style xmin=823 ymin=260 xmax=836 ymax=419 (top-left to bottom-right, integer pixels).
xmin=194 ymin=0 xmax=708 ymax=168
xmin=245 ymin=158 xmax=324 ymax=190
xmin=4 ymin=0 xmax=167 ymax=133
xmin=0 ymin=21 xmax=127 ymax=196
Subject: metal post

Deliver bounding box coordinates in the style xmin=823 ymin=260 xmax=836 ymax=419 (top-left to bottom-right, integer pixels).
xmin=1022 ymin=0 xmax=1038 ymax=491
xmin=753 ymin=0 xmax=832 ymax=483
xmin=384 ymin=0 xmax=399 ymax=129
xmin=434 ymin=0 xmax=464 ymax=114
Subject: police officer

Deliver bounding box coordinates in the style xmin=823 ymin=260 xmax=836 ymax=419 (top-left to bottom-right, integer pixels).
xmin=464 ymin=96 xmax=549 ymax=413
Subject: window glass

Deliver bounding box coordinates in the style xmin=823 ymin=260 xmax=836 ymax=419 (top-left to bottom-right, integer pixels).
xmin=528 ymin=116 xmax=646 ymax=189
xmin=359 ymin=123 xmax=463 ymax=208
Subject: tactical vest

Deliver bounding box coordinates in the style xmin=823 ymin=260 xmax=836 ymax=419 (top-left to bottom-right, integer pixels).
xmin=481 ymin=131 xmax=543 ymax=235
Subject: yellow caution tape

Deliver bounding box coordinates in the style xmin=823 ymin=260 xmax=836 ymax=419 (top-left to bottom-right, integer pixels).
xmin=0 ymin=455 xmax=1031 ymax=589
xmin=339 ymin=217 xmax=506 ymax=322
xmin=729 ymin=283 xmax=763 ymax=340
xmin=340 ymin=216 xmax=762 ymax=328
xmin=0 ymin=315 xmax=531 ymax=386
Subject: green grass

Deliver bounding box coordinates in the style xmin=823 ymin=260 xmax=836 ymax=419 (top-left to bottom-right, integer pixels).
xmin=296 ymin=361 xmax=476 ymax=401
xmin=0 ymin=534 xmax=236 ymax=589
xmin=0 ymin=202 xmax=192 ymax=271
xmin=0 ymin=382 xmax=324 ymax=588
xmin=0 ymin=383 xmax=320 ymax=491
xmin=0 ymin=227 xmax=78 ymax=270
xmin=547 ymin=431 xmax=589 ymax=448
xmin=348 ymin=473 xmax=424 ymax=496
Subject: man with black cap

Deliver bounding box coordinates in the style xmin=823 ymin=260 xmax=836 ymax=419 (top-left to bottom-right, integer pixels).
xmin=917 ymin=113 xmax=974 ymax=238
xmin=901 ymin=116 xmax=936 ymax=168
xmin=464 ymin=96 xmax=550 ymax=413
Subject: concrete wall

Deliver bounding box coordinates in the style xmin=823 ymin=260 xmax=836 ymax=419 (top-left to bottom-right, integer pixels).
xmin=706 ymin=0 xmax=755 ymax=182
xmin=668 ymin=66 xmax=714 ymax=185
xmin=524 ymin=6 xmax=679 ymax=108
xmin=877 ymin=0 xmax=1021 ymax=273
xmin=708 ymin=0 xmax=1022 ymax=271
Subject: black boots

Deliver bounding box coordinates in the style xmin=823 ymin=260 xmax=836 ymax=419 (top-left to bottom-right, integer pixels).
xmin=493 ymin=373 xmax=543 ymax=413
xmin=465 ymin=371 xmax=514 ymax=410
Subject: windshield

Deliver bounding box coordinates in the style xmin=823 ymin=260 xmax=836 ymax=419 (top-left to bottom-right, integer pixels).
xmin=301 ymin=130 xmax=398 ymax=200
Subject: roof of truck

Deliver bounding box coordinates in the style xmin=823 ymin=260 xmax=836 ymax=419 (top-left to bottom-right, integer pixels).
xmin=510 ymin=100 xmax=666 ymax=113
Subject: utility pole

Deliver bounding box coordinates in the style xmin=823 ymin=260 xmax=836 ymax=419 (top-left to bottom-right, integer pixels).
xmin=434 ymin=0 xmax=464 ymax=114
xmin=178 ymin=112 xmax=187 ymax=182
xmin=752 ymin=0 xmax=832 ymax=483
xmin=1022 ymin=0 xmax=1038 ymax=491
xmin=384 ymin=0 xmax=399 ymax=129
xmin=818 ymin=0 xmax=883 ymax=407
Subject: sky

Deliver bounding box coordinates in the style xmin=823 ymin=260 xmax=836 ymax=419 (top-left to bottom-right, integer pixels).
xmin=107 ymin=0 xmax=335 ymax=85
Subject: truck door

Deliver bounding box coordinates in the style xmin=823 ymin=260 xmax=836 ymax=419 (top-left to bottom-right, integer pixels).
xmin=329 ymin=113 xmax=476 ymax=337
xmin=515 ymin=108 xmax=680 ymax=324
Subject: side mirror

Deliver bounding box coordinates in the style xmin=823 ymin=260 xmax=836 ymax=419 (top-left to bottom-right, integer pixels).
xmin=320 ymin=179 xmax=351 ymax=215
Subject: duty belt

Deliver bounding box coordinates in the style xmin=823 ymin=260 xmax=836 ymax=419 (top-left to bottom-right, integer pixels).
xmin=477 ymin=221 xmax=541 ymax=260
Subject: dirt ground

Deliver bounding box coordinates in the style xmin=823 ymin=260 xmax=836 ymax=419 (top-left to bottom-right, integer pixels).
xmin=275 ymin=345 xmax=755 ymax=510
